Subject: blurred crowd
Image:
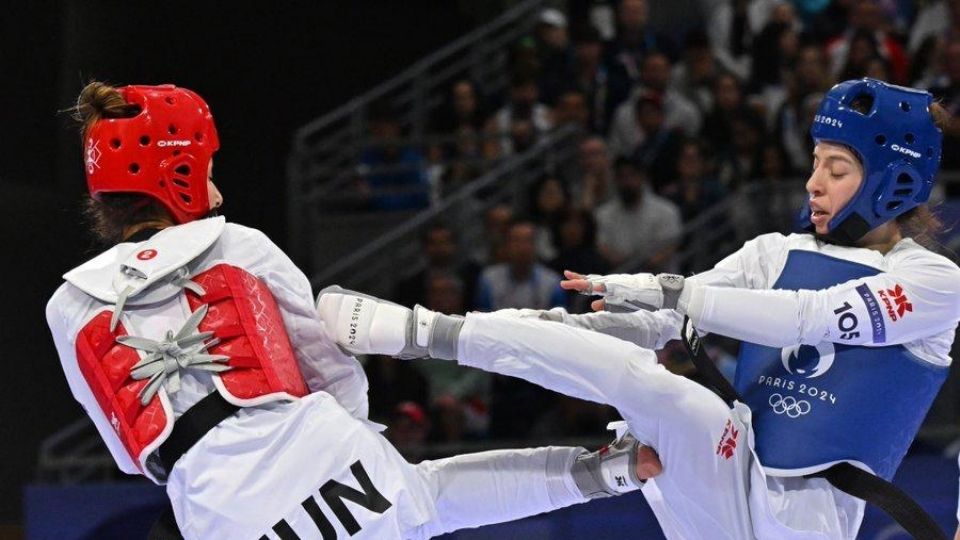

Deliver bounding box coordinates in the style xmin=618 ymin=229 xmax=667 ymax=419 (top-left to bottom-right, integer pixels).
xmin=351 ymin=0 xmax=960 ymax=454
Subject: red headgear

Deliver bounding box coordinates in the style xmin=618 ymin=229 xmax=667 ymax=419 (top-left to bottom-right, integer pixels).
xmin=84 ymin=84 xmax=220 ymax=224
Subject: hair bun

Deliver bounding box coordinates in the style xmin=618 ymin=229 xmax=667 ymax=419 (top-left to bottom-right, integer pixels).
xmin=73 ymin=81 xmax=139 ymax=141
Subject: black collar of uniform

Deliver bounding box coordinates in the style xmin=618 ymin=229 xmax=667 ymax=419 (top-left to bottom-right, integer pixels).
xmin=125 ymin=227 xmax=165 ymax=244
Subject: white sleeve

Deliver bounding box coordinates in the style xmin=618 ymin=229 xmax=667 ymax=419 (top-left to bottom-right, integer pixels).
xmin=559 ymin=235 xmax=771 ymax=349
xmin=46 ymin=286 xmax=140 ymax=475
xmin=685 ymin=252 xmax=960 ymax=348
xmin=553 ymin=309 xmax=683 ymax=350
xmin=238 ymin=227 xmax=370 ymax=420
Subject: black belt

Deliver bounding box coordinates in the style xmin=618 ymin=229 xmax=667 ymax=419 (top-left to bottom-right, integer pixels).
xmin=158 ymin=391 xmax=241 ymax=474
xmin=680 ymin=316 xmax=947 ymax=540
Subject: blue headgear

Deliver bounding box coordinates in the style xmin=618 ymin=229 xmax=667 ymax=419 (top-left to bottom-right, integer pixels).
xmin=799 ymin=78 xmax=942 ymax=243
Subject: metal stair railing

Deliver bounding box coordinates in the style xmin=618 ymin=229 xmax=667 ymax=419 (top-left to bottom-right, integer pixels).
xmin=301 ymin=128 xmax=535 ymax=209
xmin=307 ymin=124 xmax=582 ymax=295
xmin=287 ymin=0 xmax=546 ymax=259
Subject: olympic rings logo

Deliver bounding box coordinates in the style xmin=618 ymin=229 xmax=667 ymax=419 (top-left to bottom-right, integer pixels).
xmin=768 ymin=393 xmax=811 ymax=418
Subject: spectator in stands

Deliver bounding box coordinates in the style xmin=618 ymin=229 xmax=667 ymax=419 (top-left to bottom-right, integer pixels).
xmin=749 ymin=20 xmax=800 ymax=94
xmin=560 ymin=25 xmax=629 ymax=134
xmin=440 ymin=125 xmax=486 ymax=194
xmin=672 ymin=30 xmax=722 ymax=113
xmin=707 ymin=0 xmax=788 ymax=81
xmin=478 ymin=220 xmax=568 ymax=439
xmin=475 ymin=220 xmax=567 ymax=311
xmin=660 ymin=138 xmax=726 ymax=222
xmin=410 ymin=271 xmax=493 ymax=443
xmin=552 ymin=88 xmax=591 ymax=131
xmin=727 ymin=138 xmax=807 ymax=238
xmin=928 ymin=39 xmax=960 ymax=170
xmin=394 ymin=222 xmax=480 ymax=312
xmin=567 ymin=135 xmax=616 ymax=210
xmin=908 ymin=0 xmax=957 ymax=55
xmin=431 ymin=79 xmax=488 ymax=137
xmin=631 ymin=91 xmax=684 ymax=188
xmin=838 ymin=29 xmax=887 ymax=81
xmin=702 ymin=72 xmax=759 ymax=161
xmin=531 ymin=394 xmax=619 ymax=438
xmin=529 ymin=175 xmax=569 ymax=262
xmin=534 ymin=9 xmax=574 ymax=102
xmin=910 ymin=35 xmax=945 ymax=88
xmin=773 ymin=44 xmax=831 ymax=171
xmin=358 ymin=102 xmax=430 ymax=211
xmin=550 ymin=208 xmax=611 ymax=312
xmin=753 ymin=140 xmax=807 ymax=231
xmin=388 ymin=401 xmax=431 ymax=460
xmin=468 ymin=203 xmax=514 ymax=266
xmin=604 ymin=0 xmax=676 ymax=85
xmin=808 ymin=0 xmax=854 ymax=43
xmin=596 ymin=158 xmax=682 ymax=270
xmin=825 ymin=0 xmax=909 ymax=84
xmin=366 ymin=353 xmax=431 ymax=427
xmin=487 ymin=72 xmax=552 ymax=158
xmin=608 ymin=51 xmax=702 ymax=157
xmin=716 ymin=113 xmax=766 ymax=187
xmin=864 ymin=55 xmax=893 ymax=82
xmin=510 ymin=35 xmax=541 ymax=79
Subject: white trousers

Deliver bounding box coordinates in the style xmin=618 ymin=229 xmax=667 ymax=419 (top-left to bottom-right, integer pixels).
xmin=457 ymin=312 xmax=855 ymax=540
xmin=167 ymin=391 xmax=586 ymax=540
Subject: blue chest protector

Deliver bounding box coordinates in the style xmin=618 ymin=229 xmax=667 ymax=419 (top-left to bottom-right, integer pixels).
xmin=734 ymin=250 xmax=948 ymax=480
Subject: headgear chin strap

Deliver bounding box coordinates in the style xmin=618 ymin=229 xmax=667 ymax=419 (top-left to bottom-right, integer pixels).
xmin=84 ymin=85 xmax=220 ymax=224
xmin=798 ymin=78 xmax=942 ymax=243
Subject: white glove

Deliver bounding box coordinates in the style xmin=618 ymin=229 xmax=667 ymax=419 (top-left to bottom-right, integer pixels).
xmin=581 ymin=273 xmax=685 ymax=312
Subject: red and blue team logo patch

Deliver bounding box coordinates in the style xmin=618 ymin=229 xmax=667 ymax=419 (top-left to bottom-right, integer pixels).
xmin=877 ymin=284 xmax=912 ymax=321
xmin=715 ymin=419 xmax=739 ymax=460
xmin=136 ymin=249 xmax=158 ymax=261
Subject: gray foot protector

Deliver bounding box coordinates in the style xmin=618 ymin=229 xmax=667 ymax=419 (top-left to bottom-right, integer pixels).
xmin=571 ymin=433 xmax=642 ymax=499
xmin=316 ymin=285 xmax=463 ymax=360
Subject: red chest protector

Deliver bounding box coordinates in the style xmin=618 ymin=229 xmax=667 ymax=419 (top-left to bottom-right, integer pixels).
xmin=75 ymin=263 xmax=308 ymax=477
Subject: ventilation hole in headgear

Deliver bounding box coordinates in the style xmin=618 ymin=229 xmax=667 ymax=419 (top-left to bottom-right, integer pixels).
xmin=139 ymin=135 xmax=150 ymax=146
xmin=168 ymin=124 xmax=178 ymax=135
xmin=194 ymin=132 xmax=204 ymax=142
xmin=179 ymin=194 xmax=193 ymax=204
xmin=896 ymin=173 xmax=913 ymax=184
xmin=110 ymin=138 xmax=121 ymax=149
xmin=893 ymin=188 xmax=913 ymax=196
xmin=173 ymin=178 xmax=190 ymax=188
xmin=875 ymin=134 xmax=886 ymax=145
xmin=927 ymin=147 xmax=934 ymax=157
xmin=905 ymin=133 xmax=916 ymax=144
xmin=159 ymin=180 xmax=166 ymax=187
xmin=886 ymin=201 xmax=903 ymax=212
xmin=174 ymin=164 xmax=191 ymax=176
xmin=173 ymin=149 xmax=182 ymax=156
xmin=165 ymin=96 xmax=176 ymax=105
xmin=849 ymin=93 xmax=875 ymax=115
xmin=899 ymin=101 xmax=911 ymax=112
xmin=129 ymin=163 xmax=140 ymax=174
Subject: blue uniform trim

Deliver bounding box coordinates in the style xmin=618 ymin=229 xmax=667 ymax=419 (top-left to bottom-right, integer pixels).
xmin=855 ymin=283 xmax=886 ymax=342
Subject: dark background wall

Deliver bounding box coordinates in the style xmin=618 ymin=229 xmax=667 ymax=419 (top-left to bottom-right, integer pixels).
xmin=0 ymin=0 xmax=479 ymax=525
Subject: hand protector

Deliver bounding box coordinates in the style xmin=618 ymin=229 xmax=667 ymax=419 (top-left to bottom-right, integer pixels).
xmin=581 ymin=273 xmax=685 ymax=312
